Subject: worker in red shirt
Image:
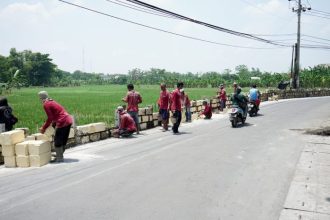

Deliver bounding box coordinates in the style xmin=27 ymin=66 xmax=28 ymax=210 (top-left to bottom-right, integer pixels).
xmin=38 ymin=91 xmax=72 ymax=163
xmin=122 ymin=84 xmax=142 ymax=134
xmin=181 ymin=89 xmax=191 ymax=122
xmin=158 ymin=83 xmax=171 ymax=131
xmin=217 ymin=84 xmax=227 ymax=111
xmin=113 ymin=106 xmax=137 ymax=138
xmin=199 ymin=100 xmax=212 ymax=119
xmin=171 ymin=82 xmax=184 ymax=134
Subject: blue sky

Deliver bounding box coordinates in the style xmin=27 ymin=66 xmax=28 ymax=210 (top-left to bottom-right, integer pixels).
xmin=0 ymin=0 xmax=329 ymax=74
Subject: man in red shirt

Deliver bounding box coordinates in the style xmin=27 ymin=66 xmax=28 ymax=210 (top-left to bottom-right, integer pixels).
xmin=171 ymin=82 xmax=184 ymax=134
xmin=122 ymin=84 xmax=142 ymax=134
xmin=181 ymin=90 xmax=191 ymax=122
xmin=38 ymin=91 xmax=72 ymax=163
xmin=217 ymin=84 xmax=227 ymax=111
xmin=113 ymin=106 xmax=137 ymax=138
xmin=158 ymin=83 xmax=170 ymax=131
xmin=199 ymin=100 xmax=212 ymax=119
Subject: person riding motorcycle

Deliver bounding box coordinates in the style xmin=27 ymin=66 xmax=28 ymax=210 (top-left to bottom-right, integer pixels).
xmin=249 ymin=84 xmax=261 ymax=110
xmin=231 ymin=87 xmax=248 ymax=115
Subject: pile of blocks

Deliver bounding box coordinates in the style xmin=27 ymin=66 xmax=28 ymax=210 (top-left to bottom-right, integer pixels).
xmin=0 ymin=130 xmax=51 ymax=168
xmin=138 ymin=106 xmax=159 ymax=130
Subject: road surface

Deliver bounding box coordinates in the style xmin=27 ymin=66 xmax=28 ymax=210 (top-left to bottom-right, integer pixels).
xmin=0 ymin=97 xmax=330 ymax=220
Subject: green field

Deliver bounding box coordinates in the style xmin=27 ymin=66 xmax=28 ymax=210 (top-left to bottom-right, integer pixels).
xmin=5 ymin=85 xmax=231 ymax=133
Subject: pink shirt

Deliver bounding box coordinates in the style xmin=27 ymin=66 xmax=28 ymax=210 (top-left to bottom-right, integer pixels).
xmin=41 ymin=99 xmax=72 ymax=130
xmin=159 ymin=90 xmax=170 ymax=110
xmin=123 ymin=90 xmax=142 ymax=112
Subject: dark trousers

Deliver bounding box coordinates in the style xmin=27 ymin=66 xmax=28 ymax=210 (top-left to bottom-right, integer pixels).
xmin=172 ymin=111 xmax=182 ymax=133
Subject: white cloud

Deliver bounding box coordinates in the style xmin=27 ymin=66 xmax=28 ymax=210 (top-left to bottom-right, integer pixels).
xmin=0 ymin=2 xmax=50 ymax=25
xmin=244 ymin=0 xmax=287 ymax=16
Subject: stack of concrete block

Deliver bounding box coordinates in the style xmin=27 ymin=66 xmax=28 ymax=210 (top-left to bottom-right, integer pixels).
xmin=76 ymin=122 xmax=109 ymax=144
xmin=28 ymin=141 xmax=51 ymax=167
xmin=0 ymin=130 xmax=25 ymax=168
xmin=138 ymin=106 xmax=155 ymax=130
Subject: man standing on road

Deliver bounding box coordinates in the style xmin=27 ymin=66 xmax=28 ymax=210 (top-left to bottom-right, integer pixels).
xmin=122 ymin=84 xmax=142 ymax=134
xmin=171 ymin=82 xmax=183 ymax=134
xmin=158 ymin=83 xmax=171 ymax=131
xmin=217 ymin=84 xmax=227 ymax=112
xmin=38 ymin=91 xmax=72 ymax=163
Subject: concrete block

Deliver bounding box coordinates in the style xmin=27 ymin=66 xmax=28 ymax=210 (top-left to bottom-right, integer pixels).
xmin=145 ymin=107 xmax=153 ymax=115
xmin=141 ymin=115 xmax=149 ymax=122
xmin=77 ymin=125 xmax=93 ymax=135
xmin=28 ymin=140 xmax=51 ymax=156
xmin=15 ymin=128 xmax=29 ymax=137
xmin=44 ymin=126 xmax=55 ymax=137
xmin=80 ymin=136 xmax=90 ymax=144
xmin=153 ymin=120 xmax=159 ymax=127
xmin=69 ymin=128 xmax=75 ymax=138
xmin=16 ymin=155 xmax=30 ymax=168
xmin=190 ymin=107 xmax=197 ymax=112
xmin=4 ymin=156 xmax=16 ymax=168
xmin=29 ymin=151 xmax=51 ymax=167
xmin=91 ymin=122 xmax=106 ymax=133
xmin=15 ymin=141 xmax=30 ymax=156
xmin=140 ymin=123 xmax=147 ymax=130
xmin=100 ymin=131 xmax=110 ymax=140
xmin=32 ymin=133 xmax=51 ymax=141
xmin=138 ymin=108 xmax=146 ymax=116
xmin=90 ymin=133 xmax=100 ymax=142
xmin=2 ymin=145 xmax=15 ymax=157
xmin=0 ymin=130 xmax=25 ymax=146
xmin=25 ymin=136 xmax=35 ymax=141
xmin=190 ymin=100 xmax=197 ymax=107
xmin=196 ymin=100 xmax=203 ymax=106
xmin=152 ymin=112 xmax=159 ymax=120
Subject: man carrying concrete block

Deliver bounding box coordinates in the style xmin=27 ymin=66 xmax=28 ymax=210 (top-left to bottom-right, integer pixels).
xmin=38 ymin=91 xmax=72 ymax=163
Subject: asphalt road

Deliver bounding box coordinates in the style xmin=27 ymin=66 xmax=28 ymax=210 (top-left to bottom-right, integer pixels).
xmin=0 ymin=97 xmax=330 ymax=220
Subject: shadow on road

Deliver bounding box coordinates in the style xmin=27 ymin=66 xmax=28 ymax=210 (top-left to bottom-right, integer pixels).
xmin=63 ymin=158 xmax=79 ymax=163
xmin=233 ymin=123 xmax=254 ymax=128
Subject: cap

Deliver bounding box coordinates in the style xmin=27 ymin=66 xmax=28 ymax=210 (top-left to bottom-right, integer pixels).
xmin=38 ymin=91 xmax=49 ymax=100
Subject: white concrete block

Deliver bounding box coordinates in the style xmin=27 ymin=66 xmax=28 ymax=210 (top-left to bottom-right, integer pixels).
xmin=69 ymin=128 xmax=75 ymax=138
xmin=91 ymin=123 xmax=106 ymax=133
xmin=32 ymin=133 xmax=51 ymax=141
xmin=2 ymin=145 xmax=15 ymax=157
xmin=15 ymin=141 xmax=30 ymax=156
xmin=15 ymin=128 xmax=29 ymax=137
xmin=138 ymin=108 xmax=146 ymax=116
xmin=29 ymin=151 xmax=51 ymax=167
xmin=0 ymin=130 xmax=25 ymax=146
xmin=4 ymin=156 xmax=16 ymax=168
xmin=44 ymin=126 xmax=55 ymax=137
xmin=28 ymin=140 xmax=51 ymax=156
xmin=77 ymin=125 xmax=93 ymax=135
xmin=140 ymin=123 xmax=147 ymax=130
xmin=16 ymin=155 xmax=30 ymax=168
xmin=152 ymin=112 xmax=159 ymax=120
xmin=141 ymin=115 xmax=149 ymax=122
xmin=25 ymin=136 xmax=35 ymax=141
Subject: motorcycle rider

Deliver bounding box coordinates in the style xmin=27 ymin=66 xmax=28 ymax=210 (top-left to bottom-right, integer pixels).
xmin=249 ymin=84 xmax=261 ymax=110
xmin=231 ymin=87 xmax=248 ymax=115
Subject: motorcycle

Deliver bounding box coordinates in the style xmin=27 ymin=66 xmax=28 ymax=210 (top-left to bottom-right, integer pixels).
xmin=229 ymin=104 xmax=247 ymax=127
xmin=248 ymin=101 xmax=259 ymax=117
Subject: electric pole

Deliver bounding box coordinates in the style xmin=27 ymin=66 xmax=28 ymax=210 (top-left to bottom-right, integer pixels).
xmin=289 ymin=0 xmax=311 ymax=89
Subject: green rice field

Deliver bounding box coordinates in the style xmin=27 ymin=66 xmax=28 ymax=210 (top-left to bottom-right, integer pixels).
xmin=5 ymin=85 xmax=230 ymax=133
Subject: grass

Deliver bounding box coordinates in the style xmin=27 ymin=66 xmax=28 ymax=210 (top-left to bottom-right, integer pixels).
xmin=4 ymin=85 xmax=230 ymax=133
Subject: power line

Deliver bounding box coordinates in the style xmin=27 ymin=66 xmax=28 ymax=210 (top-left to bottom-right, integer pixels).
xmin=305 ymin=12 xmax=330 ymax=20
xmin=302 ymin=34 xmax=330 ymax=42
xmin=124 ymin=0 xmax=290 ymax=47
xmin=105 ymin=0 xmax=179 ymax=19
xmin=311 ymin=9 xmax=330 ymax=16
xmin=57 ymin=0 xmax=285 ymax=50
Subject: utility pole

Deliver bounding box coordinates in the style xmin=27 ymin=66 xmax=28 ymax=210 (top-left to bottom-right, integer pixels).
xmin=289 ymin=0 xmax=311 ymax=89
